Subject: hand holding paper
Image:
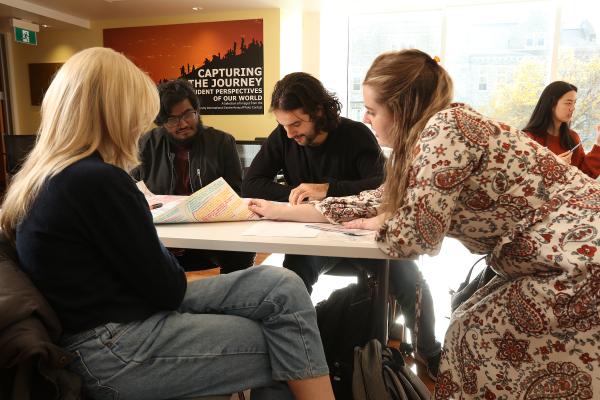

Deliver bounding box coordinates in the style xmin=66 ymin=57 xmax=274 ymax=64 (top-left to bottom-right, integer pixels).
xmin=137 ymin=178 xmax=258 ymax=224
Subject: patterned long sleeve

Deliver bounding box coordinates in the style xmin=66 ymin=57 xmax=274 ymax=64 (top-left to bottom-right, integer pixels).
xmin=524 ymin=129 xmax=600 ymax=179
xmin=314 ymin=187 xmax=383 ymax=223
xmin=375 ymin=108 xmax=485 ymax=259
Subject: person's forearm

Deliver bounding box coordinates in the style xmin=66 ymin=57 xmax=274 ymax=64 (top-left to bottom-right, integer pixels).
xmin=275 ymin=203 xmax=329 ymax=223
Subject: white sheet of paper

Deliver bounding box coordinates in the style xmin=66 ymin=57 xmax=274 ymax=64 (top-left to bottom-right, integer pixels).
xmin=241 ymin=221 xmax=320 ymax=238
xmin=304 ymin=223 xmax=374 ymax=236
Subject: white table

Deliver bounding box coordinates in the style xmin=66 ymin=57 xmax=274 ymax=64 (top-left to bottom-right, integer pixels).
xmin=156 ymin=220 xmax=392 ymax=342
xmin=156 ymin=220 xmax=392 ymax=259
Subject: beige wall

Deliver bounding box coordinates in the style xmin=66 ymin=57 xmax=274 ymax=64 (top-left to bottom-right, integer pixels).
xmin=302 ymin=12 xmax=320 ymax=78
xmin=7 ymin=9 xmax=280 ymax=140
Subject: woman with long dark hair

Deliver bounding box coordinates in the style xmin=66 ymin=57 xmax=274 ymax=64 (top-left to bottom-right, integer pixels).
xmin=523 ymin=80 xmax=600 ymax=178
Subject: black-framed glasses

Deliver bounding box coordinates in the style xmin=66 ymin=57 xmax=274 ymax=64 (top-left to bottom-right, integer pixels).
xmin=164 ymin=109 xmax=198 ymax=128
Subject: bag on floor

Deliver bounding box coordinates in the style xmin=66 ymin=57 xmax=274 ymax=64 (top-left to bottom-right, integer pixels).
xmin=315 ymin=272 xmax=375 ymax=399
xmin=353 ymin=339 xmax=430 ymax=400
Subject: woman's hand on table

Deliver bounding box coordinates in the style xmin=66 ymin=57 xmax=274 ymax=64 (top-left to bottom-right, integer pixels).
xmin=248 ymin=199 xmax=286 ymax=220
xmin=341 ymin=214 xmax=385 ymax=231
xmin=248 ymin=199 xmax=329 ymax=223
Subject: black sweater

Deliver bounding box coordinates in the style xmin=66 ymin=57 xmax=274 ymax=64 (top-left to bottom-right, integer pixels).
xmin=16 ymin=154 xmax=186 ymax=334
xmin=242 ymin=118 xmax=385 ymax=201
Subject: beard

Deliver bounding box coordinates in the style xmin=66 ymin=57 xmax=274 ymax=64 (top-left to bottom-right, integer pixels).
xmin=166 ymin=125 xmax=197 ymax=146
xmin=298 ymin=130 xmax=326 ymax=146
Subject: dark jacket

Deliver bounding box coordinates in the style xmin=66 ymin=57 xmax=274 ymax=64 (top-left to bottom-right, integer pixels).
xmin=0 ymin=235 xmax=81 ymax=400
xmin=131 ymin=124 xmax=243 ymax=195
xmin=242 ymin=117 xmax=385 ymax=201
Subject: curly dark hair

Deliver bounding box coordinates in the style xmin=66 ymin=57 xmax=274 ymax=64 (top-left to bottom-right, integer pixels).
xmin=270 ymin=72 xmax=341 ymax=133
xmin=154 ymin=79 xmax=201 ymax=125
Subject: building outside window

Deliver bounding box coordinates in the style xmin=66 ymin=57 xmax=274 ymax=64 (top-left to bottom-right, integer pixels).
xmin=341 ymin=0 xmax=600 ymax=151
xmin=443 ymin=2 xmax=553 ymax=129
xmin=347 ymin=11 xmax=442 ymax=122
xmin=555 ymin=1 xmax=600 ymax=148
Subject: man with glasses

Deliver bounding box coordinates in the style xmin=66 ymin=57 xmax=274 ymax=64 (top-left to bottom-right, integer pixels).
xmin=132 ymin=79 xmax=255 ymax=272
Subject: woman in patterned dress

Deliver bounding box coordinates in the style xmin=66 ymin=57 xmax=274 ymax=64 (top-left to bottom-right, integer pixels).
xmin=249 ymin=49 xmax=599 ymax=399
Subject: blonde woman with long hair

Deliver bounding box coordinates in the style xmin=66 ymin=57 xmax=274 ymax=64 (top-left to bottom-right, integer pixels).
xmin=2 ymin=47 xmax=334 ymax=400
xmin=249 ymin=49 xmax=600 ymax=398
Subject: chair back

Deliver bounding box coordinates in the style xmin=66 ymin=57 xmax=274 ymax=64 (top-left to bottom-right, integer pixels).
xmin=235 ymin=139 xmax=264 ymax=177
xmin=3 ymin=134 xmax=37 ymax=175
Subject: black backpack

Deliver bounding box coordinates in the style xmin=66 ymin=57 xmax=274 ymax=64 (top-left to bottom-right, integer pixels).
xmin=450 ymin=256 xmax=497 ymax=313
xmin=315 ymin=272 xmax=376 ymax=399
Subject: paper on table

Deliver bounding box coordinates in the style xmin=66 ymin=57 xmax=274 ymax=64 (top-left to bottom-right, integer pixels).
xmin=305 ymin=223 xmax=374 ymax=236
xmin=242 ymin=221 xmax=320 ymax=238
xmin=136 ymin=178 xmax=258 ymax=224
xmin=136 ymin=181 xmax=186 ymax=210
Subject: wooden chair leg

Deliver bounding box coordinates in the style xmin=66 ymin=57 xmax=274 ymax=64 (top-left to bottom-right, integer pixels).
xmin=185 ymin=267 xmax=221 ymax=282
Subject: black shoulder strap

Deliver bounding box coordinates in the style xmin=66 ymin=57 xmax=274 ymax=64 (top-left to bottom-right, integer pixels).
xmin=459 ymin=255 xmax=487 ymax=290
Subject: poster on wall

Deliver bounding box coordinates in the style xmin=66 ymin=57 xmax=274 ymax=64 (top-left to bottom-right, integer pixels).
xmin=103 ymin=19 xmax=264 ymax=115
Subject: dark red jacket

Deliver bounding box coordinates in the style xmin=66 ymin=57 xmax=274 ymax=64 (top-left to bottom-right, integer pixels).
xmin=524 ymin=128 xmax=600 ymax=179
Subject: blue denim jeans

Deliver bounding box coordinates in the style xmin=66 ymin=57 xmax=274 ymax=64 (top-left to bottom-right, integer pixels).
xmin=60 ymin=266 xmax=328 ymax=400
xmin=283 ymin=255 xmax=441 ymax=359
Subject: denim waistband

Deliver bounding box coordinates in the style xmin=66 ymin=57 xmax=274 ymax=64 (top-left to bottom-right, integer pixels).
xmin=60 ymin=328 xmax=98 ymax=349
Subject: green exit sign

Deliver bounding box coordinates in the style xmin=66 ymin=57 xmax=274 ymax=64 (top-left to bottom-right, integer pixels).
xmin=14 ymin=27 xmax=37 ymax=46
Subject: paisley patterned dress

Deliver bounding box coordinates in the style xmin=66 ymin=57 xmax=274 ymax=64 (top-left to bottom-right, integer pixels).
xmin=315 ymin=103 xmax=600 ymax=399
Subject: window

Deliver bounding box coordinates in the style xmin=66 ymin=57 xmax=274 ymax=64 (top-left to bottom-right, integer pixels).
xmin=352 ymin=76 xmax=361 ymax=92
xmin=349 ymin=103 xmax=364 ymax=123
xmin=556 ymin=1 xmax=600 ymax=150
xmin=347 ymin=11 xmax=442 ymax=118
xmin=332 ymin=1 xmax=600 ymax=142
xmin=478 ymin=76 xmax=488 ymax=91
xmin=445 ymin=1 xmax=552 ymax=126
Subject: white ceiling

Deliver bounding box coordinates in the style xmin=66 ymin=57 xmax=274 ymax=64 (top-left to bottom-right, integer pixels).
xmin=28 ymin=0 xmax=322 ymax=19
xmin=0 ymin=0 xmax=529 ymax=30
xmin=0 ymin=0 xmax=324 ymax=29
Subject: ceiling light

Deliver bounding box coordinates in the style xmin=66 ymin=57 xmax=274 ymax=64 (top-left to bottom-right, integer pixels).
xmin=41 ymin=24 xmax=50 ymax=28
xmin=192 ymin=6 xmax=203 ymax=11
